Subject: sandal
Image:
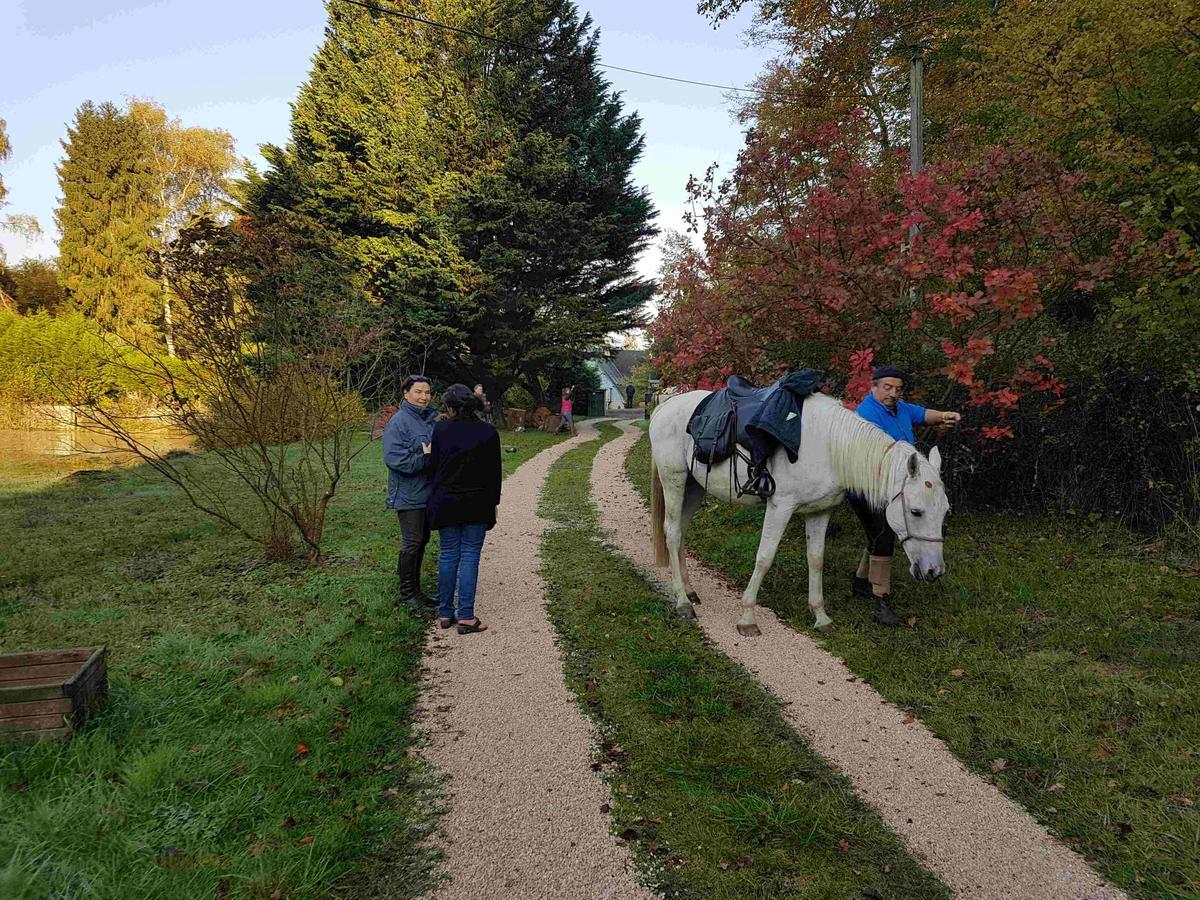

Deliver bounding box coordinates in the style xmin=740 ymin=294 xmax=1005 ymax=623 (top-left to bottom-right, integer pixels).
xmin=438 ymin=616 xmax=456 ymax=629
xmin=456 ymin=617 xmax=488 ymax=634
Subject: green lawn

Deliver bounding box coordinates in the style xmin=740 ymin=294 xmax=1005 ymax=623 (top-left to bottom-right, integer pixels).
xmin=0 ymin=429 xmax=562 ymax=900
xmin=538 ymin=423 xmax=949 ymax=899
xmin=625 ymin=432 xmax=1200 ymax=899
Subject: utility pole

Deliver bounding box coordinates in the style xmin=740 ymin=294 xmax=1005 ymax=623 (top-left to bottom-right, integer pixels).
xmin=909 ymin=45 xmax=924 ymax=176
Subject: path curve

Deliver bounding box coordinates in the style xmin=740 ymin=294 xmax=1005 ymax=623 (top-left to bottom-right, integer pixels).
xmin=416 ymin=424 xmax=653 ymax=900
xmin=591 ymin=422 xmax=1125 ymax=900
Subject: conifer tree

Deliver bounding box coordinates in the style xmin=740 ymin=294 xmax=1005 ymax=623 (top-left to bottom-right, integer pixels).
xmin=244 ymin=0 xmax=490 ymax=371
xmin=55 ymin=101 xmax=163 ymax=336
xmin=452 ymin=0 xmax=657 ymax=404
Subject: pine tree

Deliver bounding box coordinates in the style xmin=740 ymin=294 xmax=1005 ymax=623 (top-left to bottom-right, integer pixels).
xmin=55 ymin=101 xmax=163 ymax=336
xmin=451 ymin=0 xmax=657 ymax=404
xmin=244 ymin=0 xmax=491 ymax=372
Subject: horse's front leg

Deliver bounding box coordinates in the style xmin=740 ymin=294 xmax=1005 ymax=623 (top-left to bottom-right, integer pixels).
xmin=737 ymin=500 xmax=797 ymax=637
xmin=804 ymin=512 xmax=833 ymax=630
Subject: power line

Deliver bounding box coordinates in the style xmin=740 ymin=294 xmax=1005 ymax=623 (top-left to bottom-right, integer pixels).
xmin=334 ymin=0 xmax=786 ymax=100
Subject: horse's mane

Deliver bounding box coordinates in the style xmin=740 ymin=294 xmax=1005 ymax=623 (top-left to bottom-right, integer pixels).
xmin=806 ymin=394 xmax=913 ymax=509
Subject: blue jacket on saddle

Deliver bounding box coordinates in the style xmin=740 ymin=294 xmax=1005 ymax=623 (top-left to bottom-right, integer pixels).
xmin=383 ymin=401 xmax=438 ymax=510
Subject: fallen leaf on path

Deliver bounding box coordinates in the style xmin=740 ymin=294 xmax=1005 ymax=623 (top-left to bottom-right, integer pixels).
xmin=1047 ymin=782 xmax=1065 ymax=793
xmin=950 ymin=668 xmax=966 ymax=677
xmin=837 ymin=839 xmax=850 ymax=851
xmin=902 ymin=712 xmax=916 ymax=724
xmin=906 ymin=615 xmax=917 ymax=626
xmin=293 ymin=742 xmax=309 ymax=758
xmin=990 ymin=758 xmax=1007 ymax=773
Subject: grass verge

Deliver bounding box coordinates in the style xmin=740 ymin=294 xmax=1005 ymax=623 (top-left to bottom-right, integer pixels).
xmin=538 ymin=423 xmax=949 ymax=899
xmin=625 ymin=431 xmax=1199 ymax=899
xmin=0 ymin=429 xmax=562 ymax=900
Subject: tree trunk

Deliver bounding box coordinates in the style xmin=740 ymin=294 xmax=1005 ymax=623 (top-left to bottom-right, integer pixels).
xmin=161 ymin=269 xmax=176 ymax=358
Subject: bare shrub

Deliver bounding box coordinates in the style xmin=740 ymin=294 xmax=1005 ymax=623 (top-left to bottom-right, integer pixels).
xmin=71 ymin=216 xmax=384 ymax=561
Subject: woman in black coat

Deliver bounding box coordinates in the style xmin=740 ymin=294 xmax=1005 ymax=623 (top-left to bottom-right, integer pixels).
xmin=427 ymin=384 xmax=501 ymax=633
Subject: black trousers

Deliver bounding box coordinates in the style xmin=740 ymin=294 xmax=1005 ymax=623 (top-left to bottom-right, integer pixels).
xmin=396 ymin=508 xmax=431 ymax=600
xmin=847 ymin=494 xmax=896 ymax=558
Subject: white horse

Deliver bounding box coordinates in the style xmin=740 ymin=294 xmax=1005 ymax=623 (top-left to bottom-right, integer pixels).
xmin=649 ymin=390 xmax=949 ymax=635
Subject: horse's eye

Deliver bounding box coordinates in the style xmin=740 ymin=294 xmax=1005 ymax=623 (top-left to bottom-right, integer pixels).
xmin=911 ymin=509 xmax=924 ymax=517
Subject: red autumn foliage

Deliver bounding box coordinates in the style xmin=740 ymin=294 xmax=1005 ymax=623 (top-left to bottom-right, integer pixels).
xmin=652 ymin=117 xmax=1154 ymax=440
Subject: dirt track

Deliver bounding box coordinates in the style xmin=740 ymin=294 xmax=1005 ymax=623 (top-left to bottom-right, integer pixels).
xmin=415 ymin=424 xmax=652 ymax=900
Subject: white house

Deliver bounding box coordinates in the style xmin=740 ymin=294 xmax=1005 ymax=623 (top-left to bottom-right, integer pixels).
xmin=587 ymin=349 xmax=648 ymax=410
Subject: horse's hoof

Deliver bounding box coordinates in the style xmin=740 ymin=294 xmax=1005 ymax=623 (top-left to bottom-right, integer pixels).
xmin=676 ymin=603 xmax=696 ymax=620
xmin=736 ymin=622 xmax=762 ymax=637
xmin=814 ymin=617 xmax=834 ymax=632
xmin=686 ymin=590 xmax=701 ymax=605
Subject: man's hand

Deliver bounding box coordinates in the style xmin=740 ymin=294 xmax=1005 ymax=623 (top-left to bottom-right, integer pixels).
xmin=941 ymin=411 xmax=962 ymax=426
xmin=422 ymin=442 xmax=432 ymax=454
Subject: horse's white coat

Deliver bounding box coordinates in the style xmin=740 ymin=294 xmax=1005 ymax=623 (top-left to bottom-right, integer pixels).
xmin=649 ymin=390 xmax=949 ymax=631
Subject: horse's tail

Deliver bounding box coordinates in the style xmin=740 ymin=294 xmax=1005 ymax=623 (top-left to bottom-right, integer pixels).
xmin=650 ymin=455 xmax=668 ymax=567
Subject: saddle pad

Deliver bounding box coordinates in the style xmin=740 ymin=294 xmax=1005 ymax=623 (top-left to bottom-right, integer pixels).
xmin=686 ymin=369 xmax=823 ymax=469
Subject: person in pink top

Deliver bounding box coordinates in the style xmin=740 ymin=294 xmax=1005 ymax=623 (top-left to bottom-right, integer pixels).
xmin=559 ymin=386 xmax=575 ymax=434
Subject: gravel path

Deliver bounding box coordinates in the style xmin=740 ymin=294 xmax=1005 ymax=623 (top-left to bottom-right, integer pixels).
xmin=415 ymin=424 xmax=653 ymax=900
xmin=591 ymin=423 xmax=1126 ymax=900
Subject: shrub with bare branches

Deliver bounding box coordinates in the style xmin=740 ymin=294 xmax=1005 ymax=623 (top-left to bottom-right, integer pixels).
xmin=72 ymin=215 xmax=385 ymax=561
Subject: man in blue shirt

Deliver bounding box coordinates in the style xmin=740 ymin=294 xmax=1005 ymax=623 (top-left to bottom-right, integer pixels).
xmin=850 ymin=365 xmax=961 ymax=626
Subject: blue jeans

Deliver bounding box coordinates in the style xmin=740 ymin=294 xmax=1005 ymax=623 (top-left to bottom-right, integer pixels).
xmin=437 ymin=523 xmax=488 ymax=621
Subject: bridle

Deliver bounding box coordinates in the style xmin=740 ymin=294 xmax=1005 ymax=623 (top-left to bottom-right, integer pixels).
xmin=881 ymin=442 xmax=945 ymax=547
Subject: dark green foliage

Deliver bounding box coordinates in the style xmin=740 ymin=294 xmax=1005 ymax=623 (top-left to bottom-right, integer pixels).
xmin=246 ymin=0 xmax=656 ymax=405
xmin=55 ymin=101 xmax=162 ymax=337
xmin=242 ymin=0 xmax=486 ymax=379
xmin=449 ymin=1 xmax=657 ymax=402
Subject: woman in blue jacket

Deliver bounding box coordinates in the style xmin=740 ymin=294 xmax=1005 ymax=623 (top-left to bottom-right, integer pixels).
xmin=426 ymin=384 xmax=501 ymax=634
xmin=383 ymin=375 xmax=438 ymax=610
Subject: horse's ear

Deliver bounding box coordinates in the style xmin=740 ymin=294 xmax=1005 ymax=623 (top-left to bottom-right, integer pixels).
xmin=929 ymin=446 xmax=942 ymax=473
xmin=907 ymin=452 xmax=919 ymax=477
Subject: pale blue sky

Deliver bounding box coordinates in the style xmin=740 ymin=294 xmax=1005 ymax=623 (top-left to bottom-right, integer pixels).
xmin=0 ymin=0 xmax=777 ymax=282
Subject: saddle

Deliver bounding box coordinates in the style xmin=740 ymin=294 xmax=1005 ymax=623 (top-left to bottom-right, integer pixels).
xmin=686 ymin=370 xmax=824 ymax=499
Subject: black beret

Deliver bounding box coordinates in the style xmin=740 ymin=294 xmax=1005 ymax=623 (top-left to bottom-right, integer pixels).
xmin=871 ymin=365 xmax=906 ymax=382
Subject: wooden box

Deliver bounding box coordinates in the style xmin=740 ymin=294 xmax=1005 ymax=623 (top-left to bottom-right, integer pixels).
xmin=506 ymin=409 xmax=528 ymax=430
xmin=542 ymin=415 xmax=563 ymax=433
xmin=0 ymin=647 xmax=108 ymax=742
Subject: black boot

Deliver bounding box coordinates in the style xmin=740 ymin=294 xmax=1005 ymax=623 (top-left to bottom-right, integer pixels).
xmin=872 ymin=594 xmax=903 ymax=627
xmin=852 ymin=575 xmax=872 ymax=599
xmin=397 ymin=554 xmax=435 ymax=612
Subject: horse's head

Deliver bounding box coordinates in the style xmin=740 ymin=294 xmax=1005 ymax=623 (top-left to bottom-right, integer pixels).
xmin=885 ymin=446 xmax=948 ymax=582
